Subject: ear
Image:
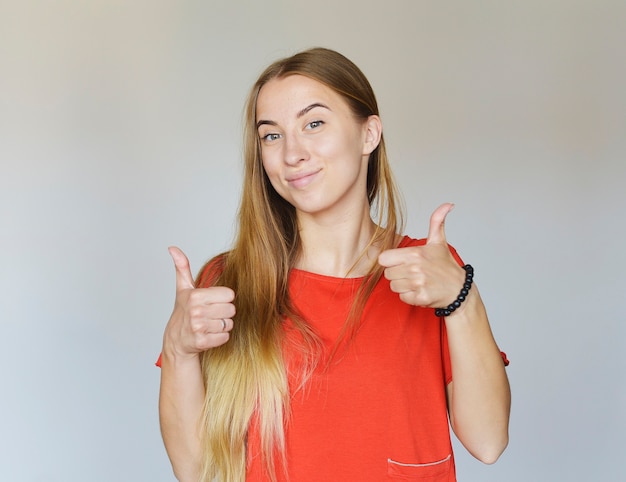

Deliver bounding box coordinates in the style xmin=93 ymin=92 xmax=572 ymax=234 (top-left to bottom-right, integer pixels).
xmin=362 ymin=115 xmax=382 ymax=155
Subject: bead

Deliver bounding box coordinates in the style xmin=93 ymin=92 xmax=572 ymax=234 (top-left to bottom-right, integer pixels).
xmin=434 ymin=264 xmax=474 ymax=317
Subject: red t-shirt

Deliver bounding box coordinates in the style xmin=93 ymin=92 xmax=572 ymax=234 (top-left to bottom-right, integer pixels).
xmin=157 ymin=237 xmax=508 ymax=479
xmin=246 ymin=236 xmax=457 ymax=481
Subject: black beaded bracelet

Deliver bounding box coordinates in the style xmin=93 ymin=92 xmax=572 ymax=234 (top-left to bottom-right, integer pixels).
xmin=434 ymin=264 xmax=474 ymax=317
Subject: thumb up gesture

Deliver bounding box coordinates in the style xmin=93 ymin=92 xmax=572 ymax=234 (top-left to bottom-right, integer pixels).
xmin=378 ymin=203 xmax=466 ymax=308
xmin=163 ymin=247 xmax=236 ymax=359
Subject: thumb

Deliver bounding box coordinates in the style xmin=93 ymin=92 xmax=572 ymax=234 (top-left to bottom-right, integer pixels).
xmin=168 ymin=246 xmax=195 ymax=291
xmin=426 ymin=203 xmax=454 ymax=245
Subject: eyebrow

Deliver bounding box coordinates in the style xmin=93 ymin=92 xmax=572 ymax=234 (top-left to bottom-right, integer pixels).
xmin=256 ymin=102 xmax=330 ymax=130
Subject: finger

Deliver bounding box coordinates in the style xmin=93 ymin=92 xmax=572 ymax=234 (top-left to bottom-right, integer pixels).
xmin=197 ymin=332 xmax=231 ymax=351
xmin=426 ymin=203 xmax=455 ymax=245
xmin=379 ymin=245 xmax=422 ymax=269
xmin=210 ymin=317 xmax=233 ymax=333
xmin=220 ymin=318 xmax=234 ymax=332
xmin=190 ymin=287 xmax=236 ymax=305
xmin=378 ymin=248 xmax=404 ymax=268
xmin=168 ymin=246 xmax=195 ymax=291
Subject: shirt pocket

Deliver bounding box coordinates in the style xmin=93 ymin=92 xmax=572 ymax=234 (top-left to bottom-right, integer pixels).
xmin=387 ymin=454 xmax=452 ymax=480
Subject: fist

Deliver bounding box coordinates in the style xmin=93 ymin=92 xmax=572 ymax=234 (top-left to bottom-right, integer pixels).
xmin=378 ymin=203 xmax=465 ymax=307
xmin=163 ymin=246 xmax=236 ymax=358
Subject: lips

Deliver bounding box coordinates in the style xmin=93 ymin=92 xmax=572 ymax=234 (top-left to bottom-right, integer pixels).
xmin=286 ymin=168 xmax=321 ymax=189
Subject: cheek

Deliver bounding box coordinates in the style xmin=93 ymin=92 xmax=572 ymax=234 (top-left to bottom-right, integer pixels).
xmin=260 ymin=150 xmax=278 ymax=178
xmin=325 ymin=128 xmax=364 ymax=160
xmin=261 ymin=156 xmax=285 ymax=194
xmin=315 ymin=135 xmax=343 ymax=157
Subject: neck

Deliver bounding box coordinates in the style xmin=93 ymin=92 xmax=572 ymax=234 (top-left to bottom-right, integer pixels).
xmin=295 ymin=205 xmax=380 ymax=278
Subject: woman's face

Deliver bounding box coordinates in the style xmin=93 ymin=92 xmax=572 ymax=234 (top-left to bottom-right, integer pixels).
xmin=256 ymin=74 xmax=380 ymax=221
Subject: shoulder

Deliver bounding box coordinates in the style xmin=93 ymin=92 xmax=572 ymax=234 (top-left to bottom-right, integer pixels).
xmin=397 ymin=235 xmax=426 ymax=248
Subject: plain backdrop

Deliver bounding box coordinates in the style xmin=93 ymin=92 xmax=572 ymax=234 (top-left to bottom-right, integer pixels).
xmin=1 ymin=1 xmax=624 ymax=481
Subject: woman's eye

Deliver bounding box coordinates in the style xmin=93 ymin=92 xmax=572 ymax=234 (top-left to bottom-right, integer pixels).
xmin=306 ymin=120 xmax=324 ymax=130
xmin=262 ymin=133 xmax=281 ymax=142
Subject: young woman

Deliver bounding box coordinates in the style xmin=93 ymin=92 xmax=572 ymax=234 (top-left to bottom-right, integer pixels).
xmin=158 ymin=47 xmax=510 ymax=482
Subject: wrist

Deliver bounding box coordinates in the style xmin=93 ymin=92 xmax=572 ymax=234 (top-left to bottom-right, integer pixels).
xmin=435 ymin=264 xmax=474 ymax=317
xmin=161 ymin=339 xmax=202 ymax=365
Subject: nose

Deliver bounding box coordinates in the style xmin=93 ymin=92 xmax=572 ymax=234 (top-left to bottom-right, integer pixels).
xmin=283 ymin=134 xmax=308 ymax=166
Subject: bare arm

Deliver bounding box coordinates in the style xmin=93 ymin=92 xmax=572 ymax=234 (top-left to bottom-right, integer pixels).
xmin=444 ymin=287 xmax=510 ymax=463
xmin=159 ymin=353 xmax=204 ymax=481
xmin=379 ymin=203 xmax=511 ymax=464
xmin=159 ymin=247 xmax=235 ymax=481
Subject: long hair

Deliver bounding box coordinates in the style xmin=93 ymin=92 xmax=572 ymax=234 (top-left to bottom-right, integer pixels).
xmin=197 ymin=47 xmax=404 ymax=482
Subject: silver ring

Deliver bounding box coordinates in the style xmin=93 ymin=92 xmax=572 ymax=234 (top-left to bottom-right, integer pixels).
xmin=220 ymin=318 xmax=227 ymax=332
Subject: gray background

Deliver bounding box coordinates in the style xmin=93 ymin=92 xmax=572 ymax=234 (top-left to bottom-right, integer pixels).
xmin=1 ymin=1 xmax=624 ymax=481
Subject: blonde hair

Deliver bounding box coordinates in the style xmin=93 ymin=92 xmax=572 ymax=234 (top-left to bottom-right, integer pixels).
xmin=197 ymin=47 xmax=404 ymax=482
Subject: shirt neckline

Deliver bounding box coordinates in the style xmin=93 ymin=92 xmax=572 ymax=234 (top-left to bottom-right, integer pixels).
xmin=289 ymin=235 xmax=413 ymax=282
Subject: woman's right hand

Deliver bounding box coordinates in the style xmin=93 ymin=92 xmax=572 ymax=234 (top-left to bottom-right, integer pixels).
xmin=163 ymin=246 xmax=235 ymax=360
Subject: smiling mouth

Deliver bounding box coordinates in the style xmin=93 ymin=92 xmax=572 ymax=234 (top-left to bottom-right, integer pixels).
xmin=287 ymin=169 xmax=321 ymax=188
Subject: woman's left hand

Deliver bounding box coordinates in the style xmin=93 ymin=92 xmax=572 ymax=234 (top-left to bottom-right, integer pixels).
xmin=378 ymin=203 xmax=466 ymax=308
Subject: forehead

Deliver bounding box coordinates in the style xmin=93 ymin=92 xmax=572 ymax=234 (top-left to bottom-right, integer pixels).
xmin=256 ymin=74 xmax=346 ymax=119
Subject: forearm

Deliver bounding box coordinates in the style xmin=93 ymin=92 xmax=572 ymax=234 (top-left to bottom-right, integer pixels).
xmin=159 ymin=351 xmax=205 ymax=481
xmin=445 ymin=286 xmax=511 ymax=464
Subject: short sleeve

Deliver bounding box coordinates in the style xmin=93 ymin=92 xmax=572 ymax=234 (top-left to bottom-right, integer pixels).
xmin=441 ymin=321 xmax=453 ymax=385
